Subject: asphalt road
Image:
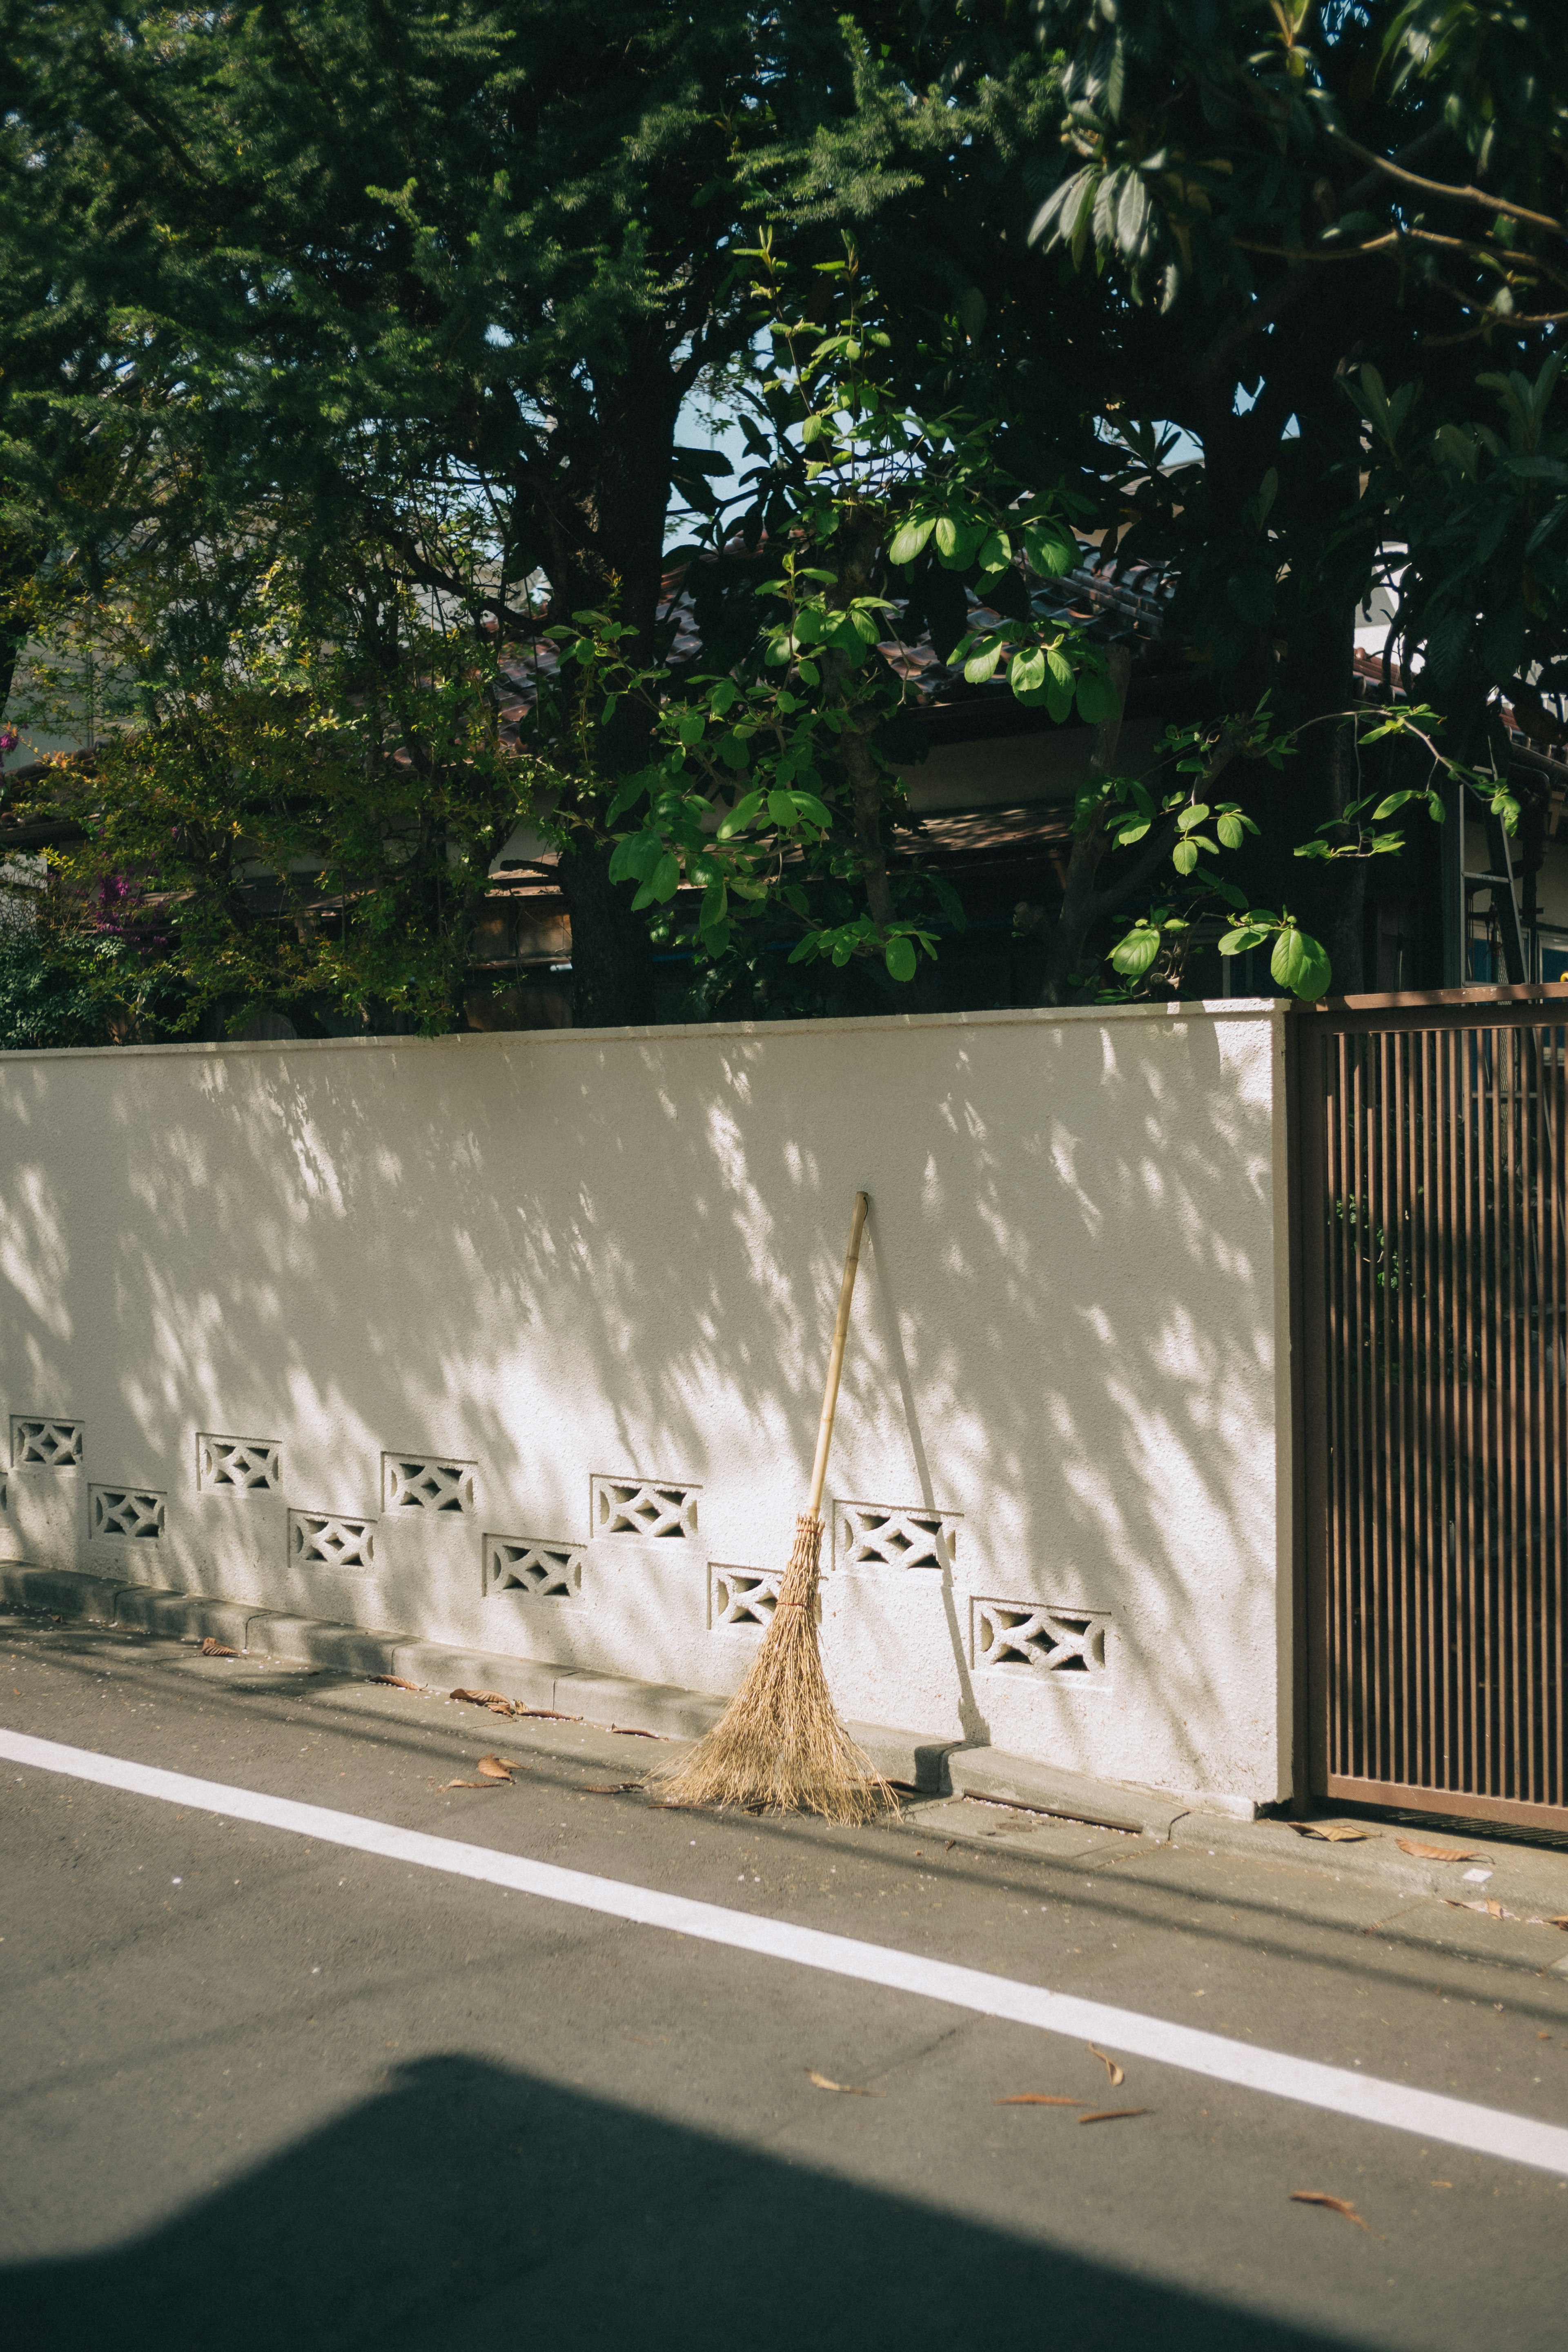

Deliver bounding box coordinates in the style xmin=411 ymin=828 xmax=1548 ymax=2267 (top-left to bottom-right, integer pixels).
xmin=4 ymin=1609 xmax=1568 ymax=2352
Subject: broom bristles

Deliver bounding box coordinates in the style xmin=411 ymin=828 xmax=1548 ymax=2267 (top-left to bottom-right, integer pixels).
xmin=649 ymin=1512 xmax=896 ymax=1822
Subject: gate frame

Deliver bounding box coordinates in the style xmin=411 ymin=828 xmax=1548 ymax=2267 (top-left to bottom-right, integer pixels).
xmin=1288 ymin=983 xmax=1568 ymax=1832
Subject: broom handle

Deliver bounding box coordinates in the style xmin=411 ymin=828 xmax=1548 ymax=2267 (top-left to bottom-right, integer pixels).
xmin=805 ymin=1191 xmax=870 ymax=1519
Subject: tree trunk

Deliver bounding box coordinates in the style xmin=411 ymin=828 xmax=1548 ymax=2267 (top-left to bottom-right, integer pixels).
xmin=843 ymin=726 xmax=894 ymax=931
xmin=557 ymin=831 xmax=656 ymax=1029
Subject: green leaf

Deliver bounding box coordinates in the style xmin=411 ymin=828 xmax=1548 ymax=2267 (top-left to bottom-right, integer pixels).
xmin=1011 ymin=648 xmax=1047 ymax=696
xmin=790 ymin=793 xmax=833 ymax=829
xmin=1075 ymin=670 xmax=1119 ymax=724
xmin=1216 ymin=813 xmax=1244 ymax=849
xmin=676 ymin=710 xmax=706 ymax=746
xmin=964 ymin=643 xmax=1006 ymax=685
xmin=884 ymin=934 xmax=918 ymax=983
xmin=606 ymin=771 xmax=655 ymax=824
xmin=1177 ymin=804 xmax=1211 ymax=833
xmin=717 ymin=790 xmax=763 ymax=840
xmin=1025 ymin=524 xmax=1077 ymax=577
xmin=888 ymin=516 xmax=936 ymax=565
xmin=1110 ymin=923 xmax=1163 ymax=979
xmin=1218 ymin=926 xmax=1269 ymax=956
xmin=1173 ymin=840 xmax=1198 ymax=875
xmin=1270 ymin=926 xmax=1332 ymax=1000
xmin=933 ymin=516 xmax=960 ymax=559
xmin=767 ymin=789 xmax=797 ymax=828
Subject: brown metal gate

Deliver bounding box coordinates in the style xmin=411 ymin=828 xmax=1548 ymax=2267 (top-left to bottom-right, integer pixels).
xmin=1296 ymin=988 xmax=1568 ymax=1830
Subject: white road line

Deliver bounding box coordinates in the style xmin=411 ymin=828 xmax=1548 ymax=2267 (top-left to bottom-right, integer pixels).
xmin=6 ymin=1723 xmax=1566 ymax=2176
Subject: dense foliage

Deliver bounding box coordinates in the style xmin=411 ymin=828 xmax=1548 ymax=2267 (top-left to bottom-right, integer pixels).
xmin=1 ymin=0 xmax=1565 ymax=1038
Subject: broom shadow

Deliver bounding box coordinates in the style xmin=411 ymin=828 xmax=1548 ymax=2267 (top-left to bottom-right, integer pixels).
xmin=866 ymin=1221 xmax=986 ymax=1750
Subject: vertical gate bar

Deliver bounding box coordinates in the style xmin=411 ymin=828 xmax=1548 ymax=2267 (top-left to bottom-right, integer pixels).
xmin=1460 ymin=1018 xmax=1479 ymax=1800
xmin=1412 ymin=1027 xmax=1432 ymax=1791
xmin=1367 ymin=1029 xmax=1385 ymax=1786
xmin=1298 ymin=1014 xmax=1332 ymax=1805
xmin=1551 ymin=1020 xmax=1561 ymax=1806
xmin=1364 ymin=1026 xmax=1380 ymax=1785
xmin=1401 ymin=1026 xmax=1420 ymax=1786
xmin=1524 ymin=1021 xmax=1544 ymax=1806
xmin=1345 ymin=1026 xmax=1363 ymax=1786
xmin=1323 ymin=1023 xmax=1344 ymax=1790
xmin=1446 ymin=1017 xmax=1463 ymax=1799
xmin=1514 ymin=1030 xmax=1523 ymax=1797
xmin=1382 ymin=1025 xmax=1401 ymax=1785
xmin=1354 ymin=1032 xmax=1374 ymax=1784
xmin=1401 ymin=1030 xmax=1410 ymax=1778
xmin=1439 ymin=1022 xmax=1459 ymax=1796
xmin=1506 ymin=1026 xmax=1523 ymax=1800
xmin=1429 ymin=1025 xmax=1457 ymax=1778
xmin=1495 ymin=1016 xmax=1504 ymax=1797
xmin=1489 ymin=1022 xmax=1506 ymax=1799
xmin=1493 ymin=1023 xmax=1510 ymax=1799
xmin=1331 ymin=1027 xmax=1351 ymax=1786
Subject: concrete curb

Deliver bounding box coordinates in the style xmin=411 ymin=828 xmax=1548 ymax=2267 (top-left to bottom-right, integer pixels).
xmin=0 ymin=1565 xmax=956 ymax=1793
xmin=11 ymin=1563 xmax=1567 ymax=1912
xmin=946 ymin=1748 xmax=1189 ymax=1842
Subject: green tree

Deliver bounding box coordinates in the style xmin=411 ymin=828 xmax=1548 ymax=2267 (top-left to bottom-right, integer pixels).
xmin=0 ymin=0 xmax=886 ymax=1023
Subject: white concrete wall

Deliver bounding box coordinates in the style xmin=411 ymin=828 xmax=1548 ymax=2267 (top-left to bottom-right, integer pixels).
xmin=0 ymin=1001 xmax=1295 ymax=1804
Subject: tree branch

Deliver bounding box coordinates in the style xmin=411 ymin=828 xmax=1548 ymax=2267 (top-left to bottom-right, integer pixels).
xmin=1326 ymin=129 xmax=1568 ymax=241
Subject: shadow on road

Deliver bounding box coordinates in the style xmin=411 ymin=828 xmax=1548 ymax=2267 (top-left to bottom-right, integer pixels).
xmin=4 ymin=2050 xmax=1368 ymax=2352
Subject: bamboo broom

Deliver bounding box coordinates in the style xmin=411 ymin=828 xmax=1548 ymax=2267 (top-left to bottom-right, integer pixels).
xmin=650 ymin=1190 xmax=894 ymax=1822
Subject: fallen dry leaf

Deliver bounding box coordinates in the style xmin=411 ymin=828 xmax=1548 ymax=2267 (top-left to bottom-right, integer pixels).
xmin=1396 ymin=1838 xmax=1479 ymax=1862
xmin=1444 ymin=1897 xmax=1515 ymax=1919
xmin=806 ymin=2070 xmax=883 ymax=2096
xmin=583 ymin=1782 xmax=640 ymax=1795
xmin=475 ymin=1755 xmax=515 ymax=1782
xmin=371 ymin=1675 xmax=421 ymax=1691
xmin=944 ymin=1840 xmax=956 ymax=1851
xmin=450 ymin=1687 xmax=516 ymax=1711
xmin=1535 ymin=1918 xmax=1568 ymax=1934
xmin=199 ymin=1637 xmax=238 ymax=1658
xmin=996 ymin=2094 xmax=1087 ymax=2107
xmin=436 ymin=1778 xmax=503 ymax=1791
xmin=1291 ymin=2191 xmax=1371 ymax=2234
xmin=1088 ymin=2045 xmax=1126 ymax=2088
xmin=610 ymin=1724 xmax=658 ymax=1738
xmin=1079 ymin=2108 xmax=1149 ymax=2125
xmin=1290 ymin=1822 xmax=1372 ymax=1843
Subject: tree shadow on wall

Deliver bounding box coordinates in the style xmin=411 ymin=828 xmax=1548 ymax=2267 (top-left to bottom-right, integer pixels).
xmin=17 ymin=1007 xmax=1285 ymax=1787
xmin=4 ymin=2052 xmax=1360 ymax=2352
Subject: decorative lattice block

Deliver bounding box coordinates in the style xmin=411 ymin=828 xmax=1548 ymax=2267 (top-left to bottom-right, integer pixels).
xmin=838 ymin=1502 xmax=959 ymax=1571
xmin=11 ymin=1417 xmax=83 ymax=1469
xmin=89 ymin=1486 xmax=165 ymax=1540
xmin=289 ymin=1510 xmax=375 ymax=1568
xmin=484 ymin=1535 xmax=584 ymax=1599
xmin=197 ymin=1434 xmax=281 ymax=1493
xmin=973 ymin=1598 xmax=1109 ymax=1677
xmin=383 ymin=1455 xmax=476 ymax=1514
xmin=591 ymin=1476 xmax=699 ymax=1539
xmin=710 ymin=1564 xmax=781 ymax=1630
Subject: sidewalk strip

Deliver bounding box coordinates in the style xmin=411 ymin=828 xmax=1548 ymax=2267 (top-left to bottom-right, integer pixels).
xmin=6 ymin=1723 xmax=1567 ymax=2177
